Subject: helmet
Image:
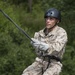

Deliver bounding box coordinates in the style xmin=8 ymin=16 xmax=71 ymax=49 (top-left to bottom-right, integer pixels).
xmin=44 ymin=8 xmax=61 ymax=22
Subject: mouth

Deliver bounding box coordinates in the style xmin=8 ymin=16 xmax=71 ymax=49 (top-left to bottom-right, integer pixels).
xmin=46 ymin=22 xmax=51 ymax=25
xmin=46 ymin=23 xmax=51 ymax=26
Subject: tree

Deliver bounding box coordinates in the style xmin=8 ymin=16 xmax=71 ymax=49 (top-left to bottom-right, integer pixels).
xmin=28 ymin=0 xmax=33 ymax=13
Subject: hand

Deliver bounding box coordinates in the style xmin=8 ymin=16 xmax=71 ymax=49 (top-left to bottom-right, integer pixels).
xmin=39 ymin=42 xmax=49 ymax=51
xmin=31 ymin=38 xmax=49 ymax=51
xmin=31 ymin=38 xmax=40 ymax=48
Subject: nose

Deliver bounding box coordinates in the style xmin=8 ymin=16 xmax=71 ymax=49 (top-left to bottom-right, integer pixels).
xmin=46 ymin=18 xmax=51 ymax=23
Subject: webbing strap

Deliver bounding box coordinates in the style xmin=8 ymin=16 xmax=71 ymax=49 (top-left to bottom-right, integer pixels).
xmin=42 ymin=55 xmax=61 ymax=74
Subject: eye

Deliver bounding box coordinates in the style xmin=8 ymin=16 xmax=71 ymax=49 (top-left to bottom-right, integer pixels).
xmin=50 ymin=17 xmax=53 ymax=19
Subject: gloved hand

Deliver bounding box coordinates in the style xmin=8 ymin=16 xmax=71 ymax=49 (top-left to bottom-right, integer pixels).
xmin=39 ymin=42 xmax=49 ymax=51
xmin=31 ymin=38 xmax=49 ymax=51
xmin=31 ymin=38 xmax=40 ymax=48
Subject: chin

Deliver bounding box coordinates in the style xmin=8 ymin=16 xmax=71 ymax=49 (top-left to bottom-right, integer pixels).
xmin=46 ymin=26 xmax=51 ymax=29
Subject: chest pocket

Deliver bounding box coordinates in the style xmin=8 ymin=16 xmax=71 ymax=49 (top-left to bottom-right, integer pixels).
xmin=48 ymin=35 xmax=57 ymax=43
xmin=38 ymin=34 xmax=57 ymax=43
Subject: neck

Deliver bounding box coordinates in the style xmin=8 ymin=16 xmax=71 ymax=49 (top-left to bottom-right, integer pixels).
xmin=44 ymin=25 xmax=57 ymax=36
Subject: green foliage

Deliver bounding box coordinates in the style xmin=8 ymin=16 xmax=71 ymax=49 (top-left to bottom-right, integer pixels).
xmin=61 ymin=46 xmax=75 ymax=75
xmin=0 ymin=0 xmax=75 ymax=75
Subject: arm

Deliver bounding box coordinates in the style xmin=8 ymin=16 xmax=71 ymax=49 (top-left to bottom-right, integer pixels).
xmin=31 ymin=30 xmax=68 ymax=55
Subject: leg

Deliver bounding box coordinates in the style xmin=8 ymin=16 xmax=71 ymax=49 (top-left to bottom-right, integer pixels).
xmin=22 ymin=61 xmax=43 ymax=75
xmin=43 ymin=62 xmax=62 ymax=75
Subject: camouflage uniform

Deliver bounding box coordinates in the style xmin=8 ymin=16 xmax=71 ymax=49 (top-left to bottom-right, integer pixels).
xmin=22 ymin=26 xmax=67 ymax=75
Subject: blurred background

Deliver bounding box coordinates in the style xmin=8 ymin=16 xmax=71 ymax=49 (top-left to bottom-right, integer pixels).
xmin=0 ymin=0 xmax=75 ymax=75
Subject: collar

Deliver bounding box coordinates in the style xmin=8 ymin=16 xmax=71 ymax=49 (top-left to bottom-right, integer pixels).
xmin=39 ymin=25 xmax=59 ymax=37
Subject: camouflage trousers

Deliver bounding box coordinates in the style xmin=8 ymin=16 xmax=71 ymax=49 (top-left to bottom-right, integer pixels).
xmin=22 ymin=57 xmax=62 ymax=75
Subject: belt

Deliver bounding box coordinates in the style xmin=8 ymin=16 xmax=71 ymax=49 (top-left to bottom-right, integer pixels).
xmin=43 ymin=55 xmax=61 ymax=63
xmin=42 ymin=55 xmax=62 ymax=74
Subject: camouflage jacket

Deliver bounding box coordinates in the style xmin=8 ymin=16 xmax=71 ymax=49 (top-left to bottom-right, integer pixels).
xmin=34 ymin=25 xmax=68 ymax=59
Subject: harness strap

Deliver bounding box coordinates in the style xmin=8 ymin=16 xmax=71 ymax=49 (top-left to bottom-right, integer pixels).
xmin=42 ymin=55 xmax=61 ymax=74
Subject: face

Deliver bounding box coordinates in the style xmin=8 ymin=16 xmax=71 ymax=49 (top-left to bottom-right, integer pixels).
xmin=45 ymin=17 xmax=59 ymax=29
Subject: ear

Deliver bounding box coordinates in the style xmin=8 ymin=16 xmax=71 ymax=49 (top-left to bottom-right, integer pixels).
xmin=57 ymin=20 xmax=59 ymax=24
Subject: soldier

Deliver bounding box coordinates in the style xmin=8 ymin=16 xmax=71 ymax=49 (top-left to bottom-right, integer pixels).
xmin=22 ymin=8 xmax=68 ymax=75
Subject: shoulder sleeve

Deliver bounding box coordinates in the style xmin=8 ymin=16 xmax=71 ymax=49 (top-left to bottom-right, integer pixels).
xmin=34 ymin=32 xmax=39 ymax=39
xmin=34 ymin=29 xmax=43 ymax=39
